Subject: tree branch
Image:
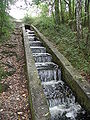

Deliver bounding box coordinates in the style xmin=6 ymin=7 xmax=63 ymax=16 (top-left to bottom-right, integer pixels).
xmin=63 ymin=0 xmax=69 ymax=5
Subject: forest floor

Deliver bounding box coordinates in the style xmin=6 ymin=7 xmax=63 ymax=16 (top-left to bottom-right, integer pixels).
xmin=0 ymin=22 xmax=32 ymax=120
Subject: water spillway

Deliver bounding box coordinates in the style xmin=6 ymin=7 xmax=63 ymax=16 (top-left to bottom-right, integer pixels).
xmin=30 ymin=46 xmax=46 ymax=53
xmin=33 ymin=53 xmax=52 ymax=62
xmin=25 ymin=28 xmax=89 ymax=120
xmin=29 ymin=41 xmax=42 ymax=46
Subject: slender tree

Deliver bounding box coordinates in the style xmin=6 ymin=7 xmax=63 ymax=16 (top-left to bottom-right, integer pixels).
xmin=68 ymin=0 xmax=72 ymax=28
xmin=76 ymin=0 xmax=82 ymax=40
xmin=87 ymin=0 xmax=90 ymax=29
xmin=72 ymin=0 xmax=75 ymax=19
xmin=84 ymin=0 xmax=88 ymax=26
xmin=86 ymin=0 xmax=90 ymax=48
xmin=55 ymin=0 xmax=60 ymax=25
xmin=60 ymin=0 xmax=64 ymax=23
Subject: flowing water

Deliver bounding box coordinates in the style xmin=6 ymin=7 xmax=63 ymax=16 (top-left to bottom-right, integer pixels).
xmin=25 ymin=28 xmax=90 ymax=120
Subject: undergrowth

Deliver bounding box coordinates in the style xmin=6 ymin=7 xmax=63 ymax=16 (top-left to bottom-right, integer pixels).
xmin=23 ymin=15 xmax=90 ymax=76
xmin=0 ymin=15 xmax=14 ymax=43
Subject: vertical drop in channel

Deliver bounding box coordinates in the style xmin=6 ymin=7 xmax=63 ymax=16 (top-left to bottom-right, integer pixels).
xmin=25 ymin=28 xmax=89 ymax=120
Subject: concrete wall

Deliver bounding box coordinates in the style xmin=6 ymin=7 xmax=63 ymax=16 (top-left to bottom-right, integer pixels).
xmin=31 ymin=25 xmax=90 ymax=113
xmin=22 ymin=24 xmax=50 ymax=120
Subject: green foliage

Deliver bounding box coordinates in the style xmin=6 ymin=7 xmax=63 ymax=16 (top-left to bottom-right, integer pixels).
xmin=33 ymin=16 xmax=55 ymax=30
xmin=23 ymin=14 xmax=34 ymax=24
xmin=39 ymin=3 xmax=49 ymax=17
xmin=0 ymin=0 xmax=14 ymax=43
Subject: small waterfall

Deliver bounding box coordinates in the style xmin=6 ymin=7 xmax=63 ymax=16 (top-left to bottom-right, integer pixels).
xmin=30 ymin=46 xmax=46 ymax=53
xmin=35 ymin=62 xmax=60 ymax=82
xmin=29 ymin=41 xmax=42 ymax=46
xmin=25 ymin=29 xmax=88 ymax=120
xmin=33 ymin=53 xmax=52 ymax=62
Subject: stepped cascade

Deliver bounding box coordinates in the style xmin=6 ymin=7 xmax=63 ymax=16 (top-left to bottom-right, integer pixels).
xmin=25 ymin=29 xmax=88 ymax=120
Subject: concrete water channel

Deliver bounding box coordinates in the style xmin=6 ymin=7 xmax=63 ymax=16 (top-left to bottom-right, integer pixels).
xmin=23 ymin=24 xmax=90 ymax=120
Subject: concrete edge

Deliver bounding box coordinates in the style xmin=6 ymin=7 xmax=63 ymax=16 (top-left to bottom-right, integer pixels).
xmin=22 ymin=24 xmax=50 ymax=120
xmin=31 ymin=24 xmax=90 ymax=113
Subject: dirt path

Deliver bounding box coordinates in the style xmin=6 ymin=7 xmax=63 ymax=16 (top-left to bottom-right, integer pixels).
xmin=0 ymin=22 xmax=32 ymax=120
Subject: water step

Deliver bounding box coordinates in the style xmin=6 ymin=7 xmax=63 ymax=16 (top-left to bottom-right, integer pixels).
xmin=42 ymin=81 xmax=75 ymax=106
xmin=28 ymin=36 xmax=35 ymax=41
xmin=26 ymin=29 xmax=34 ymax=34
xmin=28 ymin=36 xmax=39 ymax=41
xmin=33 ymin=53 xmax=52 ymax=62
xmin=35 ymin=62 xmax=61 ymax=81
xmin=30 ymin=46 xmax=46 ymax=53
xmin=50 ymin=103 xmax=82 ymax=120
xmin=35 ymin=62 xmax=58 ymax=70
xmin=42 ymin=80 xmax=73 ymax=99
xmin=29 ymin=41 xmax=42 ymax=46
xmin=28 ymin=33 xmax=36 ymax=37
xmin=41 ymin=80 xmax=64 ymax=86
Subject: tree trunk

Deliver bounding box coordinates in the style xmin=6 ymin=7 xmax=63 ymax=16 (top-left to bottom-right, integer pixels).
xmin=87 ymin=0 xmax=90 ymax=30
xmin=60 ymin=0 xmax=64 ymax=23
xmin=76 ymin=0 xmax=82 ymax=40
xmin=55 ymin=0 xmax=60 ymax=25
xmin=72 ymin=0 xmax=75 ymax=19
xmin=49 ymin=0 xmax=52 ymax=16
xmin=84 ymin=0 xmax=88 ymax=26
xmin=69 ymin=0 xmax=72 ymax=20
xmin=0 ymin=1 xmax=4 ymax=35
xmin=86 ymin=0 xmax=90 ymax=48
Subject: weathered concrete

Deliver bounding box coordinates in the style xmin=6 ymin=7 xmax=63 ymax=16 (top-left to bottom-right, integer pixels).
xmin=31 ymin=25 xmax=90 ymax=113
xmin=22 ymin=24 xmax=50 ymax=120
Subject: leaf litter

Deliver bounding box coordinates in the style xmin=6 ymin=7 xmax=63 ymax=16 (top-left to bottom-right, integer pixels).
xmin=0 ymin=22 xmax=32 ymax=120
